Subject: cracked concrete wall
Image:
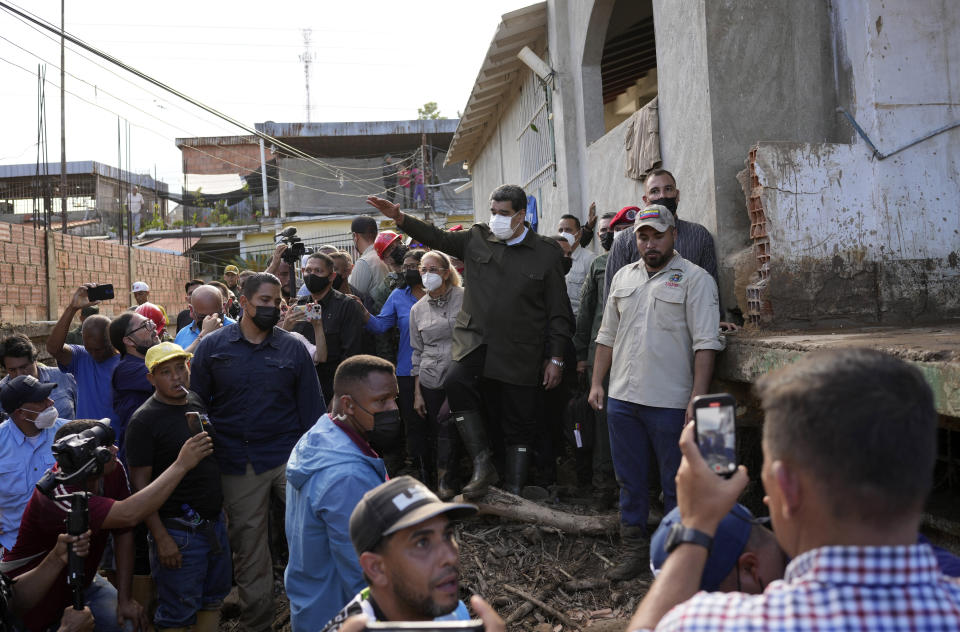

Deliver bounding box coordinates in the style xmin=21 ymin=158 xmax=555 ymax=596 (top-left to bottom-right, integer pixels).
xmin=750 ymin=0 xmax=960 ymax=327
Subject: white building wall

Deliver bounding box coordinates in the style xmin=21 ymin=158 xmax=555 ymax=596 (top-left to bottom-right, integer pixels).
xmin=750 ymin=0 xmax=960 ymax=325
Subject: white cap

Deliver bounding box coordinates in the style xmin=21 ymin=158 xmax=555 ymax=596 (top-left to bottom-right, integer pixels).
xmin=131 ymin=281 xmax=150 ymax=293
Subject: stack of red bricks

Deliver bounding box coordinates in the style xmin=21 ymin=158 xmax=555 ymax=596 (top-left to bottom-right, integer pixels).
xmin=745 ymin=147 xmax=773 ymax=327
xmin=0 ymin=223 xmax=190 ymax=326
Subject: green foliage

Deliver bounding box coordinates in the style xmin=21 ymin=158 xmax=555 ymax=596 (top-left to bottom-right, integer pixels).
xmin=229 ymin=253 xmax=271 ymax=272
xmin=141 ymin=212 xmax=165 ymax=231
xmin=417 ymin=102 xmax=446 ymax=120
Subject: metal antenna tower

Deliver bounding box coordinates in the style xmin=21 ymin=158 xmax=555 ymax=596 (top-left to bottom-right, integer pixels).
xmin=299 ymin=29 xmax=314 ymax=123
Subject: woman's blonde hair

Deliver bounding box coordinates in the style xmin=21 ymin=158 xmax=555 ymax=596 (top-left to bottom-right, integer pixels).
xmin=421 ymin=250 xmax=461 ymax=287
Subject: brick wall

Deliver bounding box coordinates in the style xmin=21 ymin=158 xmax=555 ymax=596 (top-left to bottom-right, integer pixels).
xmin=0 ymin=223 xmax=190 ymax=325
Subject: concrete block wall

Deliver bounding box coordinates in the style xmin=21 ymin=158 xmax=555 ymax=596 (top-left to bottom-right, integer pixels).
xmin=0 ymin=223 xmax=190 ymax=326
xmin=0 ymin=223 xmax=48 ymax=325
xmin=133 ymin=248 xmax=190 ymax=317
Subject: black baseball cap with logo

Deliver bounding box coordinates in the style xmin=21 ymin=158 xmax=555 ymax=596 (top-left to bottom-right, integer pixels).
xmin=349 ymin=476 xmax=477 ymax=554
xmin=0 ymin=375 xmax=55 ymax=415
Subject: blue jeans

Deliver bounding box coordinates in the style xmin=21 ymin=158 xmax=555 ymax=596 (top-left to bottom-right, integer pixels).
xmin=148 ymin=515 xmax=232 ymax=628
xmin=606 ymin=398 xmax=685 ymax=532
xmin=84 ymin=573 xmax=132 ymax=632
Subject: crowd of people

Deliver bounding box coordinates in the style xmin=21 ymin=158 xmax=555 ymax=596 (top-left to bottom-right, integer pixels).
xmin=0 ymin=171 xmax=956 ymax=632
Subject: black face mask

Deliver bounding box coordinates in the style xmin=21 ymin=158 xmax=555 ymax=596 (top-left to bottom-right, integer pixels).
xmin=194 ymin=313 xmax=217 ymax=330
xmin=561 ymin=257 xmax=573 ymax=275
xmin=133 ymin=341 xmax=156 ymax=357
xmin=249 ymin=306 xmax=281 ymax=331
xmin=600 ymin=231 xmax=614 ymax=251
xmin=649 ymin=197 xmax=678 ymax=215
xmin=353 ymin=401 xmax=403 ymax=449
xmin=389 ymin=244 xmax=408 ymax=267
xmin=303 ymin=273 xmax=330 ymax=294
xmin=332 ymin=274 xmax=344 ymax=291
xmin=403 ymin=269 xmax=422 ymax=288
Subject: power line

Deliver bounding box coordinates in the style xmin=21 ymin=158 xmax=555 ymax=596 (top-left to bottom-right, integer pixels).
xmin=0 ymin=38 xmax=421 ymax=199
xmin=0 ymin=1 xmax=391 ymax=192
xmin=0 ymin=56 xmax=383 ymax=199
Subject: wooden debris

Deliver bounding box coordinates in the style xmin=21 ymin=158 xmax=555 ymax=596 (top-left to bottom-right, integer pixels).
xmin=460 ymin=487 xmax=619 ymax=536
xmin=503 ymin=583 xmax=582 ymax=630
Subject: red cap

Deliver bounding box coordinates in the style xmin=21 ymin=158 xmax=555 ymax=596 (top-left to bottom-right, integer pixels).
xmin=135 ymin=302 xmax=166 ymax=337
xmin=374 ymin=231 xmax=401 ymax=259
xmin=609 ymin=205 xmax=641 ymax=230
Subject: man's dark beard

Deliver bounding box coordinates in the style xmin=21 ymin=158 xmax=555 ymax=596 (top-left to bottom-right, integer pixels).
xmin=644 ymin=250 xmax=670 ymax=270
xmin=387 ymin=568 xmax=458 ymax=618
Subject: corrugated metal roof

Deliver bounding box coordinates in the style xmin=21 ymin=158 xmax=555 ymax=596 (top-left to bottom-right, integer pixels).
xmin=445 ymin=2 xmax=548 ymax=166
xmin=255 ymin=119 xmax=459 ymax=138
xmin=175 ymin=135 xmax=259 ymax=148
xmin=0 ymin=161 xmax=168 ymax=192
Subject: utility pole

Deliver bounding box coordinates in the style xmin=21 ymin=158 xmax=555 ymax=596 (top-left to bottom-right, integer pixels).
xmin=59 ymin=0 xmax=67 ymax=232
xmin=299 ymin=29 xmax=314 ymax=123
xmin=259 ymin=138 xmax=269 ymax=217
xmin=421 ymin=132 xmax=430 ymax=223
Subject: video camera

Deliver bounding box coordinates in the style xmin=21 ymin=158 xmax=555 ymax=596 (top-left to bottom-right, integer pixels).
xmin=35 ymin=420 xmax=115 ymax=497
xmin=35 ymin=419 xmax=115 ymax=611
xmin=277 ymin=227 xmax=312 ymax=266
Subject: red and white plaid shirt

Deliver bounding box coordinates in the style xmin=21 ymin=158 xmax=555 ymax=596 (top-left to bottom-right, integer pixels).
xmin=655 ymin=544 xmax=960 ymax=631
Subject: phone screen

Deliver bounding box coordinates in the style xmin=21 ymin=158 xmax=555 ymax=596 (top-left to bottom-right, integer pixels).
xmin=695 ymin=399 xmax=737 ymax=476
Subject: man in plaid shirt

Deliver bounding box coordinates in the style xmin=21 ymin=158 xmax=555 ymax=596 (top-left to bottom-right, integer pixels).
xmin=628 ymin=348 xmax=960 ymax=631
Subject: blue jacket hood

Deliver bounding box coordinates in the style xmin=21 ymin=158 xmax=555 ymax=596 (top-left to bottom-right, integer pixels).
xmin=287 ymin=414 xmax=385 ymax=490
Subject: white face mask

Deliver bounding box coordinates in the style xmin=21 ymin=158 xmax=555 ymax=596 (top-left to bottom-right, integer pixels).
xmin=25 ymin=405 xmax=58 ymax=429
xmin=422 ymin=272 xmax=444 ymax=292
xmin=560 ymin=231 xmax=577 ymax=247
xmin=489 ymin=213 xmax=517 ymax=240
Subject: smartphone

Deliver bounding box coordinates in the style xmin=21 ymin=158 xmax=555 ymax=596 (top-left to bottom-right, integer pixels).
xmin=365 ymin=621 xmax=483 ymax=632
xmin=87 ymin=284 xmax=115 ymax=302
xmin=304 ymin=303 xmax=322 ymax=321
xmin=185 ymin=411 xmax=215 ymax=438
xmin=692 ymin=393 xmax=737 ymax=477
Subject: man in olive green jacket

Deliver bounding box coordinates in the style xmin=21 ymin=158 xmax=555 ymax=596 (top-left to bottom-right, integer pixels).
xmin=367 ymin=185 xmax=573 ymax=498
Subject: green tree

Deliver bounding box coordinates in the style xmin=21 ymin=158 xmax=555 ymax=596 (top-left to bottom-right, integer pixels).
xmin=417 ymin=102 xmax=446 ymax=120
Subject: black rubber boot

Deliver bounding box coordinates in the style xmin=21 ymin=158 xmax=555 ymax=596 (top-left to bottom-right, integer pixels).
xmin=504 ymin=445 xmax=530 ymax=495
xmin=436 ymin=419 xmax=459 ymax=500
xmin=606 ymin=524 xmax=649 ymax=581
xmin=454 ymin=410 xmax=498 ymax=499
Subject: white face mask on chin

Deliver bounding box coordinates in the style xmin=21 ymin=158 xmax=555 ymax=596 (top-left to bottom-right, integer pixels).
xmin=489 ymin=213 xmax=517 ymax=240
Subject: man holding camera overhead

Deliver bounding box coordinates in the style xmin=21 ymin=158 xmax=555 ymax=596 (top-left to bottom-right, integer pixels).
xmin=2 ymin=419 xmax=212 ymax=632
xmin=47 ymin=285 xmax=120 ymax=423
xmin=587 ymin=204 xmax=722 ymax=581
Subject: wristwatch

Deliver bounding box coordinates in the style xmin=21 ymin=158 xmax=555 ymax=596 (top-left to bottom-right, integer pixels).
xmin=665 ymin=523 xmax=713 ymax=554
xmin=550 ymin=358 xmax=564 ymax=368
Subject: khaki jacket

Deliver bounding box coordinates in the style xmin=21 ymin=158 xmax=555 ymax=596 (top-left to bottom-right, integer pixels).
xmin=400 ymin=215 xmax=574 ymax=387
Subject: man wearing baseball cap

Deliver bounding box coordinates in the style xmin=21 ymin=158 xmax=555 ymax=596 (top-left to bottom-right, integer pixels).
xmin=318 ymin=476 xmax=503 ymax=632
xmin=132 ymin=281 xmax=151 ymax=306
xmin=588 ymin=203 xmax=723 ymax=580
xmin=0 ymin=375 xmax=68 ymax=550
xmin=131 ymin=281 xmax=171 ymax=331
xmin=650 ymin=504 xmax=786 ymax=594
xmin=126 ymin=342 xmax=230 ymax=632
xmin=223 ymin=266 xmax=242 ymax=319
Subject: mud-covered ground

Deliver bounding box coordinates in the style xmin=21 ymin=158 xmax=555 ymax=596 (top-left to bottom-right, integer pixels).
xmin=219 ymin=492 xmax=652 ymax=632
